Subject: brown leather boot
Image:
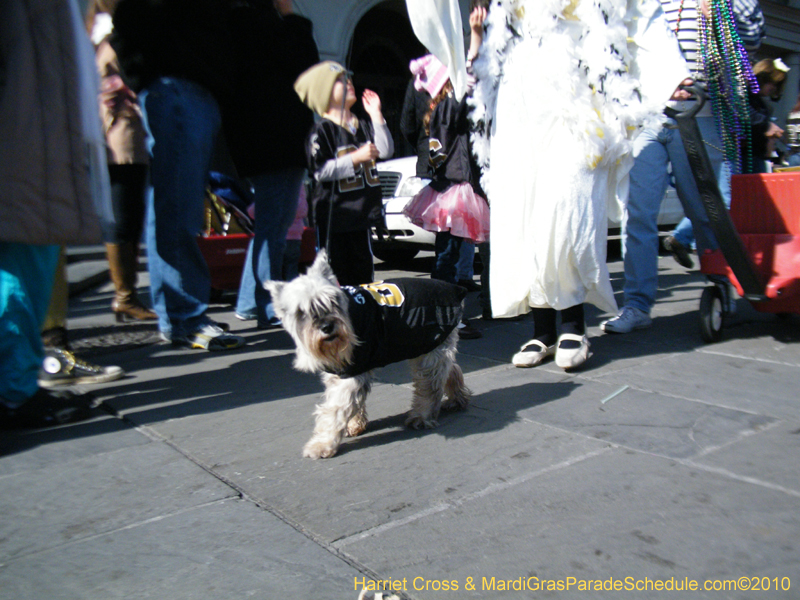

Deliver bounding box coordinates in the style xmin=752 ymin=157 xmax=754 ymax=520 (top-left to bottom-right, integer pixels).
xmin=106 ymin=243 xmax=157 ymax=322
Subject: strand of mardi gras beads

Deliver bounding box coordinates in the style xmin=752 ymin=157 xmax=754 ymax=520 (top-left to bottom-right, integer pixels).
xmin=699 ymin=0 xmax=758 ymax=173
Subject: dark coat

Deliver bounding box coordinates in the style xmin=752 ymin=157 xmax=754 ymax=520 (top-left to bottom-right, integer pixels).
xmin=1 ymin=0 xmax=105 ymax=245
xmin=400 ymin=79 xmax=433 ymax=177
xmin=110 ymin=0 xmax=235 ymax=104
xmin=221 ymin=2 xmax=319 ymax=176
xmin=428 ymin=94 xmax=486 ymax=197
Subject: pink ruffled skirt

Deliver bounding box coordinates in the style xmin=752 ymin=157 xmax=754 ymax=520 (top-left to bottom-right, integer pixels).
xmin=403 ymin=182 xmax=490 ymax=243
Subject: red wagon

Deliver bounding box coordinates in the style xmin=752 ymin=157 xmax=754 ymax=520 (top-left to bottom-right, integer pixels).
xmin=666 ymin=87 xmax=800 ymax=342
xmin=699 ymin=171 xmax=800 ymax=341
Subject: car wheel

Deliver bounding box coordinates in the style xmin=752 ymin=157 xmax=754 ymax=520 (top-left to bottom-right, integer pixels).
xmin=372 ymin=247 xmax=419 ymax=263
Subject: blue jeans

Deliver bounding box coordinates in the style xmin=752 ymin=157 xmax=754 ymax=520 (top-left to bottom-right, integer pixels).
xmin=235 ymin=169 xmax=304 ymax=324
xmin=622 ymin=117 xmax=730 ymax=314
xmin=433 ymin=231 xmax=464 ymax=284
xmin=0 ymin=243 xmax=60 ymax=406
xmin=456 ymin=240 xmax=475 ymax=280
xmin=139 ymin=78 xmax=221 ymax=337
xmin=672 ymin=159 xmax=732 ymax=249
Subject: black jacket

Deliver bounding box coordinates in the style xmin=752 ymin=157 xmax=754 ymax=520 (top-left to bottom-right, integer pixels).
xmin=111 ymin=0 xmax=234 ymax=105
xmin=400 ymin=79 xmax=433 ymax=177
xmin=428 ymin=94 xmax=486 ymax=197
xmin=222 ymin=1 xmax=320 ymax=176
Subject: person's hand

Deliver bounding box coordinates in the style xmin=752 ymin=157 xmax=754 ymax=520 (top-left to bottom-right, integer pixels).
xmin=273 ymin=0 xmax=293 ymax=16
xmin=100 ymin=74 xmax=136 ymax=110
xmin=351 ymin=142 xmax=380 ymax=166
xmin=766 ymin=122 xmax=784 ymax=138
xmin=469 ymin=6 xmax=487 ymax=35
xmin=468 ymin=6 xmax=487 ymax=58
xmin=362 ymin=89 xmax=383 ymax=121
xmin=669 ymin=78 xmax=695 ymax=101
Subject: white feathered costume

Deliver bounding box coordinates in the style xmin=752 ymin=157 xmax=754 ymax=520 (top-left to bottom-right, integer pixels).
xmin=470 ymin=0 xmax=689 ymax=317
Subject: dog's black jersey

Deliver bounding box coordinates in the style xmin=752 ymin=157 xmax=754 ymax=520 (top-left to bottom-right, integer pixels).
xmin=330 ymin=278 xmax=466 ymax=378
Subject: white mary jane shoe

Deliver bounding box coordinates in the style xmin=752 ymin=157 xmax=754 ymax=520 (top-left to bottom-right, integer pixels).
xmin=555 ymin=333 xmax=591 ymax=370
xmin=512 ymin=339 xmax=556 ymax=368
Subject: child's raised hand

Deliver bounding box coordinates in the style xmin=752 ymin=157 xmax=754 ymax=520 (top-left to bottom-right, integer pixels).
xmin=468 ymin=6 xmax=487 ymax=58
xmin=469 ymin=6 xmax=487 ymax=32
xmin=362 ymin=89 xmax=383 ymax=121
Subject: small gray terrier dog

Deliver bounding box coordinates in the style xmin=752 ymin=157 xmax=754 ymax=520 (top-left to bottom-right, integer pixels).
xmin=265 ymin=251 xmax=471 ymax=459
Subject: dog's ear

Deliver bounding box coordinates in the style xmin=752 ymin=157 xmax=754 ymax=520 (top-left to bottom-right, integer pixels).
xmin=308 ymin=250 xmax=338 ymax=285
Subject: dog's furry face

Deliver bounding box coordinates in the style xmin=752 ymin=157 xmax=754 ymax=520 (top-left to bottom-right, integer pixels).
xmin=265 ymin=251 xmax=356 ymax=373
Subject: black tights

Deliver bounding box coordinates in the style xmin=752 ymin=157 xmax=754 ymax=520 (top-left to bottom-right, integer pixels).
xmin=531 ymin=304 xmax=585 ymax=347
xmin=108 ymin=164 xmax=148 ymax=244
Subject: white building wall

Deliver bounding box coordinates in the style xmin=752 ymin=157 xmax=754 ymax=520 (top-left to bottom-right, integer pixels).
xmin=295 ymin=0 xmax=472 ymax=62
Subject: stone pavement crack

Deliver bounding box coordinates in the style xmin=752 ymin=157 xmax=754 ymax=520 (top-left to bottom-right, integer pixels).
xmin=97 ymin=404 xmax=410 ymax=599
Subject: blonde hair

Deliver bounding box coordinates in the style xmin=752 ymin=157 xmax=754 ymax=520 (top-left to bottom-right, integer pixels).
xmin=753 ymin=59 xmax=788 ymax=98
xmin=85 ymin=0 xmax=120 ymax=34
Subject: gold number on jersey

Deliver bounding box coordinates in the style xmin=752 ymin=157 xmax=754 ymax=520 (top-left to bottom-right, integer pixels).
xmin=336 ymin=145 xmax=382 ymax=192
xmin=429 ymin=138 xmax=447 ymax=170
xmin=360 ymin=282 xmax=405 ymax=307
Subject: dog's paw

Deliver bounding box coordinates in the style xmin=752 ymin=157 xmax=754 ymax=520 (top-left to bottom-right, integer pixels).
xmin=441 ymin=395 xmax=469 ymax=412
xmin=405 ymin=414 xmax=439 ymax=430
xmin=346 ymin=414 xmax=368 ymax=437
xmin=302 ymin=439 xmax=339 ymax=459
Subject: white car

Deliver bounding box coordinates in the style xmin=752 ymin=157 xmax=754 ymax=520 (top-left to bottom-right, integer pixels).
xmin=373 ymin=156 xmax=684 ymax=262
xmin=373 ymin=156 xmax=435 ymax=262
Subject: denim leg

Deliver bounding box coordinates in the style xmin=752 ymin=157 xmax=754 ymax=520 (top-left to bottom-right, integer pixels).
xmin=246 ymin=169 xmax=305 ymax=325
xmin=622 ymin=126 xmax=670 ymax=314
xmin=140 ymin=79 xmax=221 ymax=338
xmin=0 ymin=242 xmax=60 ymax=406
xmin=456 ymin=240 xmax=475 ymax=280
xmin=667 ymin=116 xmax=731 ymax=254
xmin=433 ymin=231 xmax=463 ymax=284
xmin=672 ymin=216 xmax=695 ymax=248
xmin=234 ymin=239 xmax=257 ymax=316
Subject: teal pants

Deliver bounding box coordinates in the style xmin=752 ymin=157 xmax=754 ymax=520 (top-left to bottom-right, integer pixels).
xmin=0 ymin=242 xmax=59 ymax=407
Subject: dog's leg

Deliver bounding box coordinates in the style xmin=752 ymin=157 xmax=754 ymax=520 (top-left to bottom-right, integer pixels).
xmin=345 ymin=402 xmax=368 ymax=438
xmin=405 ymin=348 xmax=447 ymax=430
xmin=303 ymin=372 xmax=371 ymax=459
xmin=440 ymin=330 xmax=471 ymax=411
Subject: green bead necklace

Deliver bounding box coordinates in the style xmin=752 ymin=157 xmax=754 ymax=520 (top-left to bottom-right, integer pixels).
xmin=699 ymin=0 xmax=758 ymax=173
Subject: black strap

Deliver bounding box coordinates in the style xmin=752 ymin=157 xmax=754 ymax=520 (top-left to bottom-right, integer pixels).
xmin=664 ymin=85 xmax=765 ymax=299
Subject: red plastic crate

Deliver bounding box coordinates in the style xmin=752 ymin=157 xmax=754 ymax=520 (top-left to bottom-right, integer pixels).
xmin=196 ymin=233 xmax=252 ymax=291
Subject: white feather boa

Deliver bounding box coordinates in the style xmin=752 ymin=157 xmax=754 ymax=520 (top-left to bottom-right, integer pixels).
xmin=470 ymin=0 xmax=667 ymax=192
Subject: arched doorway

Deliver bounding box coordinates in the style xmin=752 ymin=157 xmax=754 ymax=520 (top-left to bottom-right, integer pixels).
xmin=347 ymin=0 xmax=426 ymax=158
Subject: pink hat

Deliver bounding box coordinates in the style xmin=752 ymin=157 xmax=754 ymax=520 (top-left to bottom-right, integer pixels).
xmin=409 ymin=54 xmax=449 ymax=98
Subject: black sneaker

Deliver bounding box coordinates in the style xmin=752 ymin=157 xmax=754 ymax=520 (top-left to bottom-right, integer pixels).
xmin=0 ymin=388 xmax=96 ymax=428
xmin=457 ymin=318 xmax=482 ymax=339
xmin=457 ymin=278 xmax=482 ymax=292
xmin=663 ymin=235 xmax=694 ymax=269
xmin=38 ymin=347 xmax=125 ymax=388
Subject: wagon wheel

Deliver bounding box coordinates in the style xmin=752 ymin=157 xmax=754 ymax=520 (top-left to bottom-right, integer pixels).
xmin=699 ymin=285 xmax=724 ymax=343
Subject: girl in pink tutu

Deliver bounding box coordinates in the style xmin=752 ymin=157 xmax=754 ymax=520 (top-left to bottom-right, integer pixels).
xmin=403 ymin=6 xmax=489 ymax=285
